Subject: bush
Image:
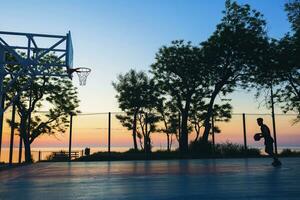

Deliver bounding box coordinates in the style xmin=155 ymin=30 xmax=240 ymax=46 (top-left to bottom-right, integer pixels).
xmin=189 ymin=140 xmax=261 ymax=157
xmin=246 ymin=148 xmax=261 ymax=157
xmin=189 ymin=139 xmax=214 ymax=155
xmin=215 ymin=142 xmax=260 ymax=157
xmin=125 ymin=148 xmax=144 ymax=153
xmin=280 ymin=149 xmax=300 ymax=157
xmin=215 ymin=142 xmax=244 ymax=156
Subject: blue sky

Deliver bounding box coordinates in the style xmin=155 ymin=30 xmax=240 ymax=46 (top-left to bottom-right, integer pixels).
xmin=1 ymin=0 xmax=291 ymax=113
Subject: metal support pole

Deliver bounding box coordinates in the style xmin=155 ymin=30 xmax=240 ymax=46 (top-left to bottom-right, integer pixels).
xmin=69 ymin=113 xmax=73 ymax=161
xmin=242 ymin=113 xmax=247 ymax=150
xmin=18 ymin=136 xmax=22 ymax=163
xmin=9 ymin=103 xmax=16 ymax=165
xmin=0 ymin=48 xmax=5 ymax=160
xmin=270 ymin=85 xmax=278 ymax=155
xmin=108 ymin=112 xmax=111 ymax=154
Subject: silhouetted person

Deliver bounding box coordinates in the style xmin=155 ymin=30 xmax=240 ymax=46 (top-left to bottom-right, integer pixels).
xmin=256 ymin=118 xmax=281 ymax=167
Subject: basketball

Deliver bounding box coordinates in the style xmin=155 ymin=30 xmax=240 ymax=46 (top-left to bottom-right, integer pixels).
xmin=254 ymin=133 xmax=262 ymax=141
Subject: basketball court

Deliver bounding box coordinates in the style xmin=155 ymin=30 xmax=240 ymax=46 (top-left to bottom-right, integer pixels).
xmin=0 ymin=30 xmax=299 ymax=200
xmin=1 ymin=158 xmax=300 ymax=199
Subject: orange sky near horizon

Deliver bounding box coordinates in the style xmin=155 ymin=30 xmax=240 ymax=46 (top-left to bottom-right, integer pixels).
xmin=1 ymin=110 xmax=299 ymax=151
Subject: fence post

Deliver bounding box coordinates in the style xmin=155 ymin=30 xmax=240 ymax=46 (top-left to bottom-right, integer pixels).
xmin=9 ymin=103 xmax=16 ymax=165
xmin=270 ymin=85 xmax=278 ymax=155
xmin=242 ymin=113 xmax=247 ymax=151
xmin=38 ymin=151 xmax=41 ymax=162
xmin=108 ymin=112 xmax=111 ymax=154
xmin=69 ymin=113 xmax=73 ymax=161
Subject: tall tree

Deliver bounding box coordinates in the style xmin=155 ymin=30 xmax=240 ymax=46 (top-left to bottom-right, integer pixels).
xmin=113 ymin=69 xmax=159 ymax=151
xmin=151 ymin=40 xmax=207 ymax=153
xmin=276 ymin=0 xmax=300 ymax=122
xmin=251 ymin=1 xmax=300 ymax=123
xmin=200 ymin=0 xmax=268 ymax=141
xmin=5 ymin=55 xmax=79 ymax=163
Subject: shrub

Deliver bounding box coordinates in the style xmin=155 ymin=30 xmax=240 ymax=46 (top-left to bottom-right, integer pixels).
xmin=125 ymin=148 xmax=144 ymax=153
xmin=189 ymin=140 xmax=261 ymax=157
xmin=280 ymin=149 xmax=300 ymax=157
xmin=189 ymin=139 xmax=214 ymax=155
xmin=215 ymin=142 xmax=260 ymax=157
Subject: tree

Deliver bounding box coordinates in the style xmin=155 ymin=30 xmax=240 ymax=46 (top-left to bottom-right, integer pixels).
xmin=136 ymin=111 xmax=160 ymax=152
xmin=268 ymin=37 xmax=300 ymax=123
xmin=250 ymin=1 xmax=300 ymax=123
xmin=5 ymin=54 xmax=79 ymax=163
xmin=189 ymin=95 xmax=232 ymax=142
xmin=285 ymin=0 xmax=300 ymax=32
xmin=151 ymin=40 xmax=207 ymax=153
xmin=200 ymin=0 xmax=268 ymax=141
xmin=113 ymin=69 xmax=159 ymax=151
xmin=276 ymin=0 xmax=300 ymax=123
xmin=156 ymin=98 xmax=180 ymax=151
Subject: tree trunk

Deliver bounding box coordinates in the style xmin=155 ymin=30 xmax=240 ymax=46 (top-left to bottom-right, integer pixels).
xmin=24 ymin=137 xmax=31 ymax=163
xmin=132 ymin=112 xmax=138 ymax=150
xmin=20 ymin=116 xmax=32 ymax=163
xmin=179 ymin=110 xmax=189 ymax=153
xmin=194 ymin=124 xmax=200 ymax=142
xmin=202 ymin=89 xmax=220 ymax=142
xmin=145 ymin=135 xmax=151 ymax=153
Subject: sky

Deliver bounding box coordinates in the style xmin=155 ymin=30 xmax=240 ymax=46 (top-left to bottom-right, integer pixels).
xmin=0 ymin=0 xmax=299 ymax=152
xmin=0 ymin=0 xmax=292 ymax=113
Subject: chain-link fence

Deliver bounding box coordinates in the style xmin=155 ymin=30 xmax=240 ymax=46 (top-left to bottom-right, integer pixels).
xmin=0 ymin=110 xmax=299 ymax=163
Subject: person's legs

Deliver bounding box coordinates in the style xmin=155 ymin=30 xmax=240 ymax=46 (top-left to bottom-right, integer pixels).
xmin=266 ymin=143 xmax=281 ymax=166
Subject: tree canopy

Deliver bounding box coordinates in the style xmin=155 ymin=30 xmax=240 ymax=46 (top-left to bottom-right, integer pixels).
xmin=200 ymin=0 xmax=269 ymax=141
xmin=5 ymin=54 xmax=79 ymax=163
xmin=113 ymin=69 xmax=159 ymax=151
xmin=151 ymin=40 xmax=207 ymax=152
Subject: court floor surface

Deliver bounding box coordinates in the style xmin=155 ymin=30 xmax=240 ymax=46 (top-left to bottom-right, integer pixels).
xmin=1 ymin=158 xmax=300 ymax=200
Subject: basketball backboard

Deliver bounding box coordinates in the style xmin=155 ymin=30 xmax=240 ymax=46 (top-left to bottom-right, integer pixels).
xmin=66 ymin=31 xmax=73 ymax=70
xmin=0 ymin=30 xmax=74 ymax=113
xmin=0 ymin=30 xmax=73 ymax=77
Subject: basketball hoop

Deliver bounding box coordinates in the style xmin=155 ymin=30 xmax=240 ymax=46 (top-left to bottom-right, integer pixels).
xmin=68 ymin=67 xmax=91 ymax=86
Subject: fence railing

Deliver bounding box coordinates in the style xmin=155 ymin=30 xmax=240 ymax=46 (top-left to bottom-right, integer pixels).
xmin=0 ymin=111 xmax=299 ymax=163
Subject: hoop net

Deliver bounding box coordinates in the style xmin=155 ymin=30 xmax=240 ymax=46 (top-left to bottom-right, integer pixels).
xmin=74 ymin=67 xmax=91 ymax=86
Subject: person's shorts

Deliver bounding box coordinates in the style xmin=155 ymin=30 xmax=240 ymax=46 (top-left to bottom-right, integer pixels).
xmin=265 ymin=143 xmax=274 ymax=155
